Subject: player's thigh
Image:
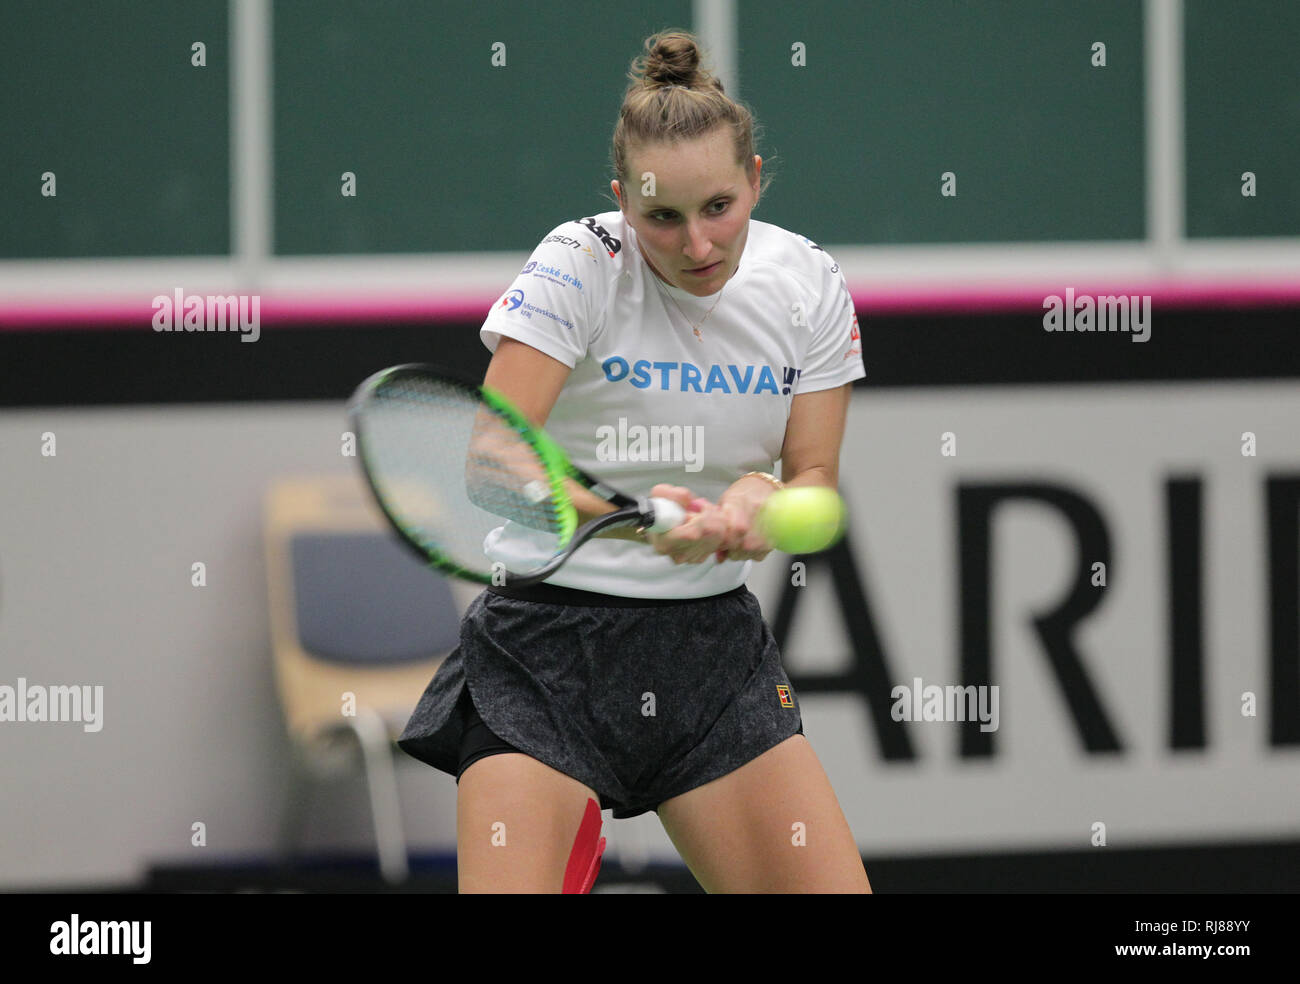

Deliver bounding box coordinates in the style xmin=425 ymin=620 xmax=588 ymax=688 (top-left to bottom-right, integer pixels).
xmin=656 ymin=734 xmax=871 ymax=893
xmin=456 ymin=751 xmax=600 ymax=893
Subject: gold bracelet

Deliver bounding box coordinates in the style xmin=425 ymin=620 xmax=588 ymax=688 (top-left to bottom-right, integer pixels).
xmin=739 ymin=471 xmax=785 ymax=491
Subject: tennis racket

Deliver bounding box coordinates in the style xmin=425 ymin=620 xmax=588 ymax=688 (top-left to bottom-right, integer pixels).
xmin=348 ymin=363 xmax=688 ymax=586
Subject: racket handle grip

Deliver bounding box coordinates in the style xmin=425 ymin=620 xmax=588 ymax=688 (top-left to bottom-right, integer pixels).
xmin=645 ymin=497 xmax=687 ymax=533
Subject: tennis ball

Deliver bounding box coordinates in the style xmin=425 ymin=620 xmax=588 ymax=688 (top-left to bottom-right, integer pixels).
xmin=757 ymin=486 xmax=847 ymax=554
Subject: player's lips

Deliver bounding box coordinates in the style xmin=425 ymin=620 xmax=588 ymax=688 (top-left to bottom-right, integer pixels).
xmin=684 ymin=260 xmax=722 ymax=275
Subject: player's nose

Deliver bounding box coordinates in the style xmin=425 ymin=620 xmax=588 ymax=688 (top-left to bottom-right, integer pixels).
xmin=681 ymin=220 xmax=712 ymax=261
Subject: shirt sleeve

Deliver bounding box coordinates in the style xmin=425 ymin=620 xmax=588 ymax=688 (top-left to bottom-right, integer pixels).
xmin=795 ymin=247 xmax=865 ymax=393
xmin=479 ymin=221 xmax=607 ymax=369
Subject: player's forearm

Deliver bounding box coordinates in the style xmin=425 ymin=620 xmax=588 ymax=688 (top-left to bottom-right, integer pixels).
xmin=781 ymin=464 xmax=838 ymax=490
xmin=719 ymin=465 xmax=836 ymax=513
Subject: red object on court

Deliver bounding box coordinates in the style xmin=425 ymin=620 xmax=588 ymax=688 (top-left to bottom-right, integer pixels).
xmin=562 ymin=797 xmax=606 ymax=894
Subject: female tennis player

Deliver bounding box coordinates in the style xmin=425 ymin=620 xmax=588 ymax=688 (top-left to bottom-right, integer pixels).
xmin=398 ymin=29 xmax=871 ymax=893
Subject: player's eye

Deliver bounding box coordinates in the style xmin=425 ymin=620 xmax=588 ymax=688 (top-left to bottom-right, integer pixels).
xmin=650 ymin=200 xmax=729 ymax=222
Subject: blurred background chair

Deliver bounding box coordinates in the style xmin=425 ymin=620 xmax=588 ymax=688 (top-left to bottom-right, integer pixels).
xmin=264 ymin=474 xmax=460 ymax=883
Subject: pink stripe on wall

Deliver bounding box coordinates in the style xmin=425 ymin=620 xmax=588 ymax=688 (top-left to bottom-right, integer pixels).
xmin=853 ymin=280 xmax=1300 ymax=315
xmin=0 ymin=279 xmax=1297 ymax=330
xmin=0 ymin=294 xmax=499 ymax=331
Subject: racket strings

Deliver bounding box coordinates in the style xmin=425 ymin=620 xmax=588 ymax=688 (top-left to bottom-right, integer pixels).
xmin=361 ymin=374 xmax=565 ymax=576
xmin=464 ymin=404 xmax=561 ymax=531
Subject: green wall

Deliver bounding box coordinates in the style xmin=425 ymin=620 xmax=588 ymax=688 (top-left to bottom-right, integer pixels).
xmin=2 ymin=0 xmax=1294 ymax=258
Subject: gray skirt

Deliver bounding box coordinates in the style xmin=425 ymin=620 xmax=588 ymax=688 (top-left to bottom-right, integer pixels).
xmin=397 ymin=583 xmax=804 ymax=820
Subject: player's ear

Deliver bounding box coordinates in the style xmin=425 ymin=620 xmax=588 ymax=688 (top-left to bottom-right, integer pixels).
xmin=611 ymin=180 xmax=624 ymax=211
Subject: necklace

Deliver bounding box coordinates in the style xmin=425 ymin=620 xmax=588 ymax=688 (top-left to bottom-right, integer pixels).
xmin=645 ymin=252 xmax=726 ymax=341
xmin=665 ymin=282 xmax=725 ymax=341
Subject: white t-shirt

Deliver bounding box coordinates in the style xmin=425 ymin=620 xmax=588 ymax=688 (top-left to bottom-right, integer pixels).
xmin=480 ymin=209 xmax=865 ymax=598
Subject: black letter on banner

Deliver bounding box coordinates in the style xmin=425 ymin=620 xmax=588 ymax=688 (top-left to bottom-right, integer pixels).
xmin=770 ymin=518 xmax=916 ymax=761
xmin=1267 ymin=476 xmax=1300 ymax=746
xmin=1167 ymin=477 xmax=1206 ymax=749
xmin=958 ymin=483 xmax=1121 ymax=757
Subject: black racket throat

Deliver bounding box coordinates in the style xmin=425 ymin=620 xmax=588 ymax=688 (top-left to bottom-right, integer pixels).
xmin=501 ymin=502 xmax=646 ymax=587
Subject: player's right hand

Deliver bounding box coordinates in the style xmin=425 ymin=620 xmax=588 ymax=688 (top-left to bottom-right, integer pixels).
xmin=645 ymin=484 xmax=732 ymax=564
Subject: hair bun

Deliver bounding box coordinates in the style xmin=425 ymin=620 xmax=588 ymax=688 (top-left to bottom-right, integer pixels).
xmin=642 ymin=31 xmax=703 ymax=88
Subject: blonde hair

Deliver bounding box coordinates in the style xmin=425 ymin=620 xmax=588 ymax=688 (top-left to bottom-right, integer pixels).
xmin=611 ymin=29 xmax=771 ymax=201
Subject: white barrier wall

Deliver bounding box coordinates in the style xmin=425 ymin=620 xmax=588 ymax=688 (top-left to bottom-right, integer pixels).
xmin=1 ymin=383 xmax=1297 ymax=886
